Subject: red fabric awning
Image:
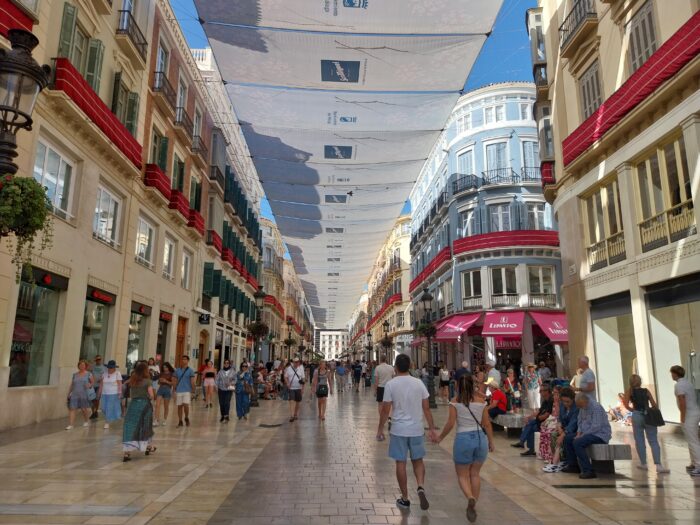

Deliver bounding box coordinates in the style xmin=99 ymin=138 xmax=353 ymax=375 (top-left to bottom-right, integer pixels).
xmin=434 ymin=313 xmax=481 ymax=342
xmin=529 ymin=312 xmax=568 ymax=343
xmin=482 ymin=311 xmax=525 ymax=336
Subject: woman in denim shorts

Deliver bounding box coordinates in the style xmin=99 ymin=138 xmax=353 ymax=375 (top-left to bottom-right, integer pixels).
xmin=436 ymin=375 xmax=495 ymax=523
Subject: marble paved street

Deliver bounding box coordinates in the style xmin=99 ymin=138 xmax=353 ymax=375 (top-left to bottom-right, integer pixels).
xmin=0 ymin=387 xmax=698 ymax=524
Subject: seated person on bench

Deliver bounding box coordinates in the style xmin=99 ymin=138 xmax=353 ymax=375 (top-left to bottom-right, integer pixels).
xmin=562 ymin=393 xmax=612 ymax=479
xmin=486 ymin=377 xmax=507 ymax=419
xmin=511 ymin=384 xmax=553 ymax=456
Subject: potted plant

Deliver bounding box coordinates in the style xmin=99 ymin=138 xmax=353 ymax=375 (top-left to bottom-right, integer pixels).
xmin=0 ymin=174 xmax=53 ymax=281
xmin=415 ymin=322 xmax=436 ymax=338
xmin=247 ymin=321 xmax=269 ymax=339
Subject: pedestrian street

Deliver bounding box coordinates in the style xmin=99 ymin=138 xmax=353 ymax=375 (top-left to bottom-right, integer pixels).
xmin=0 ymin=390 xmax=697 ymax=525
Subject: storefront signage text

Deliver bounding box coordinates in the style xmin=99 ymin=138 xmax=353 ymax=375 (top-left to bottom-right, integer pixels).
xmin=91 ymin=290 xmax=114 ymax=304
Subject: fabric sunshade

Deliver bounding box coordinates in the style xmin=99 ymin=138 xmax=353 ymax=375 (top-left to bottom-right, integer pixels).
xmin=434 ymin=313 xmax=481 ymax=342
xmin=195 ymin=0 xmax=503 ymax=327
xmin=529 ymin=312 xmax=569 ymax=343
xmin=481 ymin=311 xmax=525 ymax=337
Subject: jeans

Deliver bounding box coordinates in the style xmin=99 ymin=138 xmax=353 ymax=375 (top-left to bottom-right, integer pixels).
xmin=488 ymin=406 xmax=506 ymax=419
xmin=564 ymin=433 xmax=606 ymax=474
xmin=218 ymin=389 xmax=233 ymax=418
xmin=519 ymin=419 xmax=539 ymax=451
xmin=682 ymin=410 xmax=700 ymax=468
xmin=235 ymin=391 xmax=250 ymax=418
xmin=632 ymin=411 xmax=661 ymax=465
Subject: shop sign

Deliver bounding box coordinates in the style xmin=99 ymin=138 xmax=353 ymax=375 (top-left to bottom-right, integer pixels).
xmin=131 ymin=301 xmax=152 ymax=316
xmin=199 ymin=313 xmax=211 ymax=325
xmin=159 ymin=311 xmax=173 ymax=322
xmin=87 ymin=287 xmax=116 ymax=305
xmin=495 ymin=337 xmax=521 ymax=349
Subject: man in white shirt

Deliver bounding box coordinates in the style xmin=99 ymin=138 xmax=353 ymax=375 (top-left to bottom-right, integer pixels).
xmin=671 ymin=365 xmax=700 ymax=477
xmin=537 ymin=361 xmax=552 ymax=382
xmin=377 ymin=354 xmax=438 ymax=512
xmin=285 ymin=358 xmax=305 ymax=422
xmin=575 ymin=356 xmax=597 ymax=401
xmin=374 ymin=355 xmax=395 ymax=418
xmin=485 ymin=360 xmax=501 ymax=387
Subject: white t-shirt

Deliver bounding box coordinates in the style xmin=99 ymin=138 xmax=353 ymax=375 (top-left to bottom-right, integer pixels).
xmin=383 ymin=375 xmax=429 ymax=437
xmin=361 ymin=362 xmax=368 ymax=374
xmin=451 ymin=401 xmax=486 ymax=433
xmin=580 ymin=368 xmax=597 ymax=401
xmin=375 ymin=363 xmax=395 ymax=387
xmin=439 ymin=369 xmax=450 ymax=381
xmin=675 ymin=377 xmax=699 ymax=413
xmin=487 ymin=368 xmax=501 ymax=387
xmin=102 ymin=371 xmax=122 ymax=395
xmin=285 ymin=365 xmax=305 ymax=390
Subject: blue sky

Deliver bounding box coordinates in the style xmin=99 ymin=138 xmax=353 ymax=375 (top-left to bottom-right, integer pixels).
xmin=171 ymin=0 xmax=536 ymax=220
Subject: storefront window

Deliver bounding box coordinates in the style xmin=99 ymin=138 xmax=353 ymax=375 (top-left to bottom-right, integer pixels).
xmin=126 ymin=312 xmax=147 ymax=375
xmin=9 ymin=281 xmax=60 ymax=387
xmin=592 ymin=314 xmax=636 ymax=407
xmin=156 ymin=319 xmax=169 ymax=360
xmin=80 ymin=300 xmax=110 ymax=362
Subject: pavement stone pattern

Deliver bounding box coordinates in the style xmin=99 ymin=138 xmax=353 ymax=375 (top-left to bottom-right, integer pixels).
xmin=0 ymin=383 xmax=697 ymax=524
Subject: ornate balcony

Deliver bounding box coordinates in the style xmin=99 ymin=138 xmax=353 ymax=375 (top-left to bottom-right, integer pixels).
xmin=174 ymin=106 xmax=194 ymax=144
xmin=191 ymin=135 xmax=209 ymax=169
xmin=152 ymin=71 xmax=176 ymax=117
xmin=491 ymin=294 xmax=519 ymax=308
xmin=188 ymin=209 xmax=205 ymax=236
xmin=206 ymin=230 xmax=223 ymax=254
xmin=462 ymin=296 xmax=482 ymax=311
xmin=168 ymin=189 xmax=189 ymax=222
xmin=116 ymin=10 xmax=147 ymax=67
xmin=521 ymin=166 xmax=542 ymax=183
xmin=482 ymin=168 xmax=520 ymax=186
xmin=639 ymin=200 xmax=696 ymax=253
xmin=209 ymin=165 xmax=225 ymax=196
xmin=586 ymin=231 xmax=626 ymax=272
xmin=144 ymin=164 xmax=171 ymax=203
xmin=559 ymin=0 xmax=597 ymax=59
xmin=452 ymin=174 xmax=480 ymax=195
xmin=528 ymin=293 xmax=557 ymax=308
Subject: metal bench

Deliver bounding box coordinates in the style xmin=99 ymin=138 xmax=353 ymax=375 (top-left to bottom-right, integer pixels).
xmin=492 ymin=413 xmax=527 ymax=437
xmin=587 ymin=443 xmax=632 ymax=473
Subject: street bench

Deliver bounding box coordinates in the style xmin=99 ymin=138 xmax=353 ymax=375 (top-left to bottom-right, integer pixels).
xmin=587 ymin=443 xmax=632 ymax=473
xmin=492 ymin=413 xmax=526 ymax=437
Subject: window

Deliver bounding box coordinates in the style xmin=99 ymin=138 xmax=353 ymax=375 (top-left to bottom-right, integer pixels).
xmin=527 ymin=202 xmax=545 ymax=230
xmin=459 ymin=208 xmax=478 ymax=237
xmin=163 ymin=236 xmax=175 ymax=280
xmin=135 ymin=216 xmax=155 ymax=267
xmin=463 ymin=270 xmax=481 ymax=297
xmin=583 ymin=178 xmax=625 ymax=268
xmin=151 ymin=130 xmax=169 ymax=172
xmin=528 ymin=266 xmax=554 ymax=294
xmin=484 ymin=106 xmax=494 ymax=124
xmin=519 ymin=103 xmax=531 ymax=120
xmin=189 ymin=176 xmax=201 ymax=211
xmin=172 ymin=154 xmax=185 ymax=191
xmin=495 ymin=105 xmax=505 ymax=121
xmin=155 ymin=42 xmax=169 ymax=77
xmin=93 ymin=186 xmax=121 ymax=246
xmin=489 ymin=203 xmax=511 ymax=232
xmin=194 ymin=108 xmax=202 ymax=137
xmin=627 ymin=1 xmax=656 ymax=73
xmin=177 ymin=78 xmax=187 ymax=108
xmin=181 ymin=250 xmax=192 ymax=289
xmin=111 ymin=73 xmax=139 ymax=135
xmin=484 ymin=104 xmax=505 ymax=124
xmin=33 ymin=140 xmax=75 ymax=218
xmin=457 ymin=149 xmax=474 ymax=175
xmin=579 ymin=61 xmax=603 ymax=119
xmin=537 ymin=104 xmax=554 ymax=159
xmin=485 ymin=142 xmax=507 ymax=171
xmin=522 ymin=141 xmax=540 ymax=168
xmin=57 ymin=3 xmax=105 ymax=92
xmin=396 ymin=311 xmax=404 ymax=328
xmin=491 ymin=267 xmax=517 ymax=295
xmin=456 ymin=112 xmax=471 ymax=133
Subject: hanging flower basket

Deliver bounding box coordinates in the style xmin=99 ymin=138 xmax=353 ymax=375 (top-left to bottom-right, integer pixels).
xmin=415 ymin=323 xmax=436 ymax=338
xmin=283 ymin=337 xmax=297 ymax=347
xmin=0 ymin=174 xmax=53 ymax=282
xmin=247 ymin=321 xmax=269 ymax=339
xmin=380 ymin=336 xmax=393 ymax=349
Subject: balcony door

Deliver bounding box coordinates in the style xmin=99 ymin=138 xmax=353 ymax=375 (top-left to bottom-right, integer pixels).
xmin=177 ymin=79 xmax=187 ymax=109
xmin=485 ymin=142 xmax=507 ymax=171
xmin=156 ymin=43 xmax=168 ymax=76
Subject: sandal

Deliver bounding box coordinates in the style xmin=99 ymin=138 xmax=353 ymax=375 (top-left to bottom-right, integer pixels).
xmin=145 ymin=446 xmax=157 ymax=456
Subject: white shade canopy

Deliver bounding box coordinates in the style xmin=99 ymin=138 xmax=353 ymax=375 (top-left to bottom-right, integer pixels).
xmin=195 ymin=0 xmax=503 ymax=328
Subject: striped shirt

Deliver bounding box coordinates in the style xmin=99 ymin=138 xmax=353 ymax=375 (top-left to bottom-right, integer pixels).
xmin=577 ymin=400 xmax=611 ymax=442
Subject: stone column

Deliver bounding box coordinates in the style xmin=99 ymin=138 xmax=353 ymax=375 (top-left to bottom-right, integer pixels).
xmin=629 ymin=276 xmax=657 ymax=396
xmin=680 ymin=114 xmax=700 ymax=227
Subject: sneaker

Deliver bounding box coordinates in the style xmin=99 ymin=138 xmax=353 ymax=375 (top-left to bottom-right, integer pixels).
xmin=656 ymin=465 xmax=670 ymax=474
xmin=417 ymin=487 xmax=429 ymax=510
xmin=689 ymin=468 xmax=700 ymax=477
xmin=466 ymin=497 xmax=477 ymax=523
xmin=395 ymin=498 xmax=410 ymax=510
xmin=511 ymin=442 xmax=524 ymax=448
xmin=82 ymin=422 xmax=89 ymax=427
xmin=542 ymin=463 xmax=560 ymax=473
xmin=65 ymin=425 xmax=73 ymax=430
xmin=636 ymin=464 xmax=648 ymax=470
xmin=161 ymin=420 xmax=167 ymax=426
xmin=103 ymin=423 xmax=109 ymax=429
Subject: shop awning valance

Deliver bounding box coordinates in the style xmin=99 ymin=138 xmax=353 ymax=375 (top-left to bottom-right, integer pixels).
xmin=529 ymin=312 xmax=568 ymax=343
xmin=481 ymin=311 xmax=525 ymax=337
xmin=435 ymin=313 xmax=481 ymax=342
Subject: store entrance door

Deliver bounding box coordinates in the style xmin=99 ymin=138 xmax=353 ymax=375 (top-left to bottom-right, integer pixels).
xmin=175 ymin=317 xmax=188 ymax=364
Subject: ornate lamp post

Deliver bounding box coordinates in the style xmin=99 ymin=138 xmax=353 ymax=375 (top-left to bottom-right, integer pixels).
xmin=366 ymin=330 xmax=372 ymax=362
xmin=254 ymin=285 xmax=267 ymax=359
xmin=382 ymin=319 xmax=392 ymax=360
xmin=286 ymin=317 xmax=294 ymax=359
xmin=298 ymin=329 xmax=306 ymax=360
xmin=0 ymin=29 xmax=51 ymax=175
xmin=420 ymin=287 xmax=437 ymax=408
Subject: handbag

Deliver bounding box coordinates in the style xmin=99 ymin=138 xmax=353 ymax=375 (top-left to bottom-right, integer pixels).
xmin=86 ymin=385 xmax=97 ymax=401
xmin=317 ymin=384 xmax=329 ymax=396
xmin=644 ymin=407 xmax=665 ymax=427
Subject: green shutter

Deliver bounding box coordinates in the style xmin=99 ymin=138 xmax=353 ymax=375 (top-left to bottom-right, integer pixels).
xmin=157 ymin=136 xmax=169 ymax=173
xmin=84 ymin=39 xmax=104 ymax=93
xmin=219 ymin=276 xmax=226 ymax=299
xmin=58 ymin=2 xmax=77 ymax=58
xmin=203 ymin=262 xmax=214 ymax=296
xmin=211 ymin=269 xmax=222 ymax=297
xmin=111 ymin=72 xmax=122 ymax=114
xmin=125 ymin=92 xmax=139 ymax=136
xmin=222 ymin=222 xmax=229 ymax=249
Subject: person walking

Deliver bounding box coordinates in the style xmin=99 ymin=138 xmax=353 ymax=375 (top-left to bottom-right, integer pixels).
xmin=89 ymin=355 xmax=105 ymax=420
xmin=436 ymin=374 xmax=494 ymax=523
xmin=336 ymin=361 xmax=347 ymax=392
xmin=98 ymin=360 xmax=122 ymax=429
xmin=285 ymin=358 xmax=305 ymax=422
xmin=122 ymin=362 xmax=156 ymax=462
xmin=312 ymin=360 xmax=332 ymax=420
xmin=202 ymin=360 xmax=217 ymax=408
xmin=147 ymin=357 xmax=160 ymax=391
xmin=438 ymin=363 xmax=450 ymax=403
xmin=670 ymin=365 xmax=700 ymax=477
xmin=575 ymin=356 xmax=597 ymax=401
xmin=524 ymin=363 xmax=541 ymax=410
xmin=216 ymin=359 xmax=236 ymax=423
xmin=352 ymin=360 xmax=363 ymax=392
xmin=66 ymin=360 xmax=94 ymax=430
xmin=374 ymin=355 xmax=395 ymax=423
xmin=235 ymin=362 xmax=253 ymax=420
xmin=623 ymin=374 xmax=668 ymax=473
xmin=174 ymin=356 xmax=195 ymax=427
xmin=154 ymin=362 xmax=174 ymax=426
xmin=377 ymin=354 xmax=438 ymax=512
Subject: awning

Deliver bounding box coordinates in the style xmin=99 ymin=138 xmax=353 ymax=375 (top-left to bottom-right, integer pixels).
xmin=435 ymin=313 xmax=481 ymax=342
xmin=482 ymin=311 xmax=525 ymax=337
xmin=529 ymin=312 xmax=569 ymax=343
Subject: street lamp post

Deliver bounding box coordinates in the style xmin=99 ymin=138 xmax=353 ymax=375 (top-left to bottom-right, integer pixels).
xmin=366 ymin=331 xmax=372 ymax=362
xmin=250 ymin=285 xmax=266 ymax=408
xmin=0 ymin=29 xmax=51 ymax=175
xmin=382 ymin=319 xmax=391 ymax=359
xmin=420 ymin=287 xmax=437 ymax=409
xmin=286 ymin=317 xmax=294 ymax=359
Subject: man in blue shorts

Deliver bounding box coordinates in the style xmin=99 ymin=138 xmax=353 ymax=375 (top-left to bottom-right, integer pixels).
xmin=377 ymin=354 xmax=438 ymax=512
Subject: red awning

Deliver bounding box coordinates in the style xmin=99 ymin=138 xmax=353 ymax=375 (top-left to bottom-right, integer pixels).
xmin=435 ymin=313 xmax=481 ymax=342
xmin=482 ymin=311 xmax=525 ymax=336
xmin=530 ymin=312 xmax=568 ymax=343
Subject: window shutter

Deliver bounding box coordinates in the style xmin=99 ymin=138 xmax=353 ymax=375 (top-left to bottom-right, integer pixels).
xmin=211 ymin=269 xmax=222 ymax=297
xmin=544 ymin=203 xmax=554 ymax=230
xmin=203 ymin=262 xmax=214 ymax=296
xmin=157 ymin=136 xmax=169 ymax=173
xmin=84 ymin=39 xmax=105 ymax=93
xmin=219 ymin=276 xmax=227 ymax=300
xmin=111 ymin=72 xmax=123 ymax=114
xmin=195 ymin=181 xmax=202 ymax=211
xmin=125 ymin=92 xmax=140 ymax=136
xmin=58 ymin=3 xmax=77 ymax=58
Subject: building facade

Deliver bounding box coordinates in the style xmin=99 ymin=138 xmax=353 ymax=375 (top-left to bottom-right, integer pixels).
xmin=259 ymin=217 xmax=286 ymax=362
xmin=318 ymin=329 xmax=349 ymax=361
xmin=0 ymin=0 xmax=261 ymax=430
xmin=527 ymin=0 xmax=700 ymax=421
xmin=409 ymin=82 xmax=566 ymax=375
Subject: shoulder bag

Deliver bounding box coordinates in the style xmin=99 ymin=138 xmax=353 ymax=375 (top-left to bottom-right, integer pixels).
xmin=643 ymin=389 xmax=665 ymax=426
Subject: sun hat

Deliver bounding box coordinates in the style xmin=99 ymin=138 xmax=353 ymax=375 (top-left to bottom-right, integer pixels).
xmin=106 ymin=360 xmax=117 ymax=369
